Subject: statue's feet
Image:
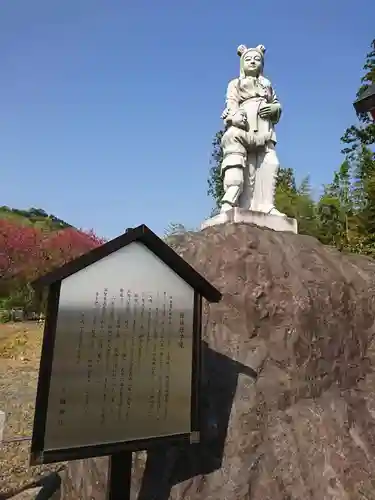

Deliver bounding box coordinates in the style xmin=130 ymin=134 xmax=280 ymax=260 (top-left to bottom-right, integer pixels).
xmin=268 ymin=207 xmax=286 ymax=217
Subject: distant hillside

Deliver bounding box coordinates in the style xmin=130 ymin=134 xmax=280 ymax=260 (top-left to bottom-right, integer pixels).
xmin=0 ymin=208 xmax=103 ymax=312
xmin=0 ymin=206 xmax=72 ymax=231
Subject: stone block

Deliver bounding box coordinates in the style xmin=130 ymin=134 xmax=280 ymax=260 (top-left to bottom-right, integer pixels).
xmin=201 ymin=208 xmax=298 ymax=234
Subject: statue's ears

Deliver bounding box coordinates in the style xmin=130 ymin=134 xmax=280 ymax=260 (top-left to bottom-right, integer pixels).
xmin=255 ymin=45 xmax=266 ymax=55
xmin=237 ymin=44 xmax=266 ymax=57
xmin=237 ymin=45 xmax=247 ymax=57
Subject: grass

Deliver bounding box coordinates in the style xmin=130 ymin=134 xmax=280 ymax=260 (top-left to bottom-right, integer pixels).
xmin=0 ymin=322 xmax=43 ymax=362
xmin=0 ymin=331 xmax=30 ymax=360
xmin=0 ymin=322 xmax=63 ymax=498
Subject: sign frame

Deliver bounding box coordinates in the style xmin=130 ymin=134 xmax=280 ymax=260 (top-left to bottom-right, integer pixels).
xmin=30 ymin=224 xmax=221 ymax=466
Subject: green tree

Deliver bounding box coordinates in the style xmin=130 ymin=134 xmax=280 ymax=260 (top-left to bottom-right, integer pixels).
xmin=317 ymin=161 xmax=354 ymax=248
xmin=353 ymin=146 xmax=375 ymax=254
xmin=276 ymin=171 xmax=320 ymax=238
xmin=326 ymin=161 xmax=352 ymax=210
xmin=293 ymin=176 xmax=320 ymax=237
xmin=317 ymin=195 xmax=346 ymax=248
xmin=275 ymin=167 xmax=297 ymax=193
xmin=207 ymin=130 xmax=224 ymax=213
xmin=341 ymin=39 xmax=375 ymax=156
xmin=339 ymin=39 xmax=375 ymax=255
xmin=275 ymin=167 xmax=297 ymax=218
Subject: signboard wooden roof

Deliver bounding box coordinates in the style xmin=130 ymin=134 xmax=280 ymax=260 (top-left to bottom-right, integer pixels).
xmin=32 ymin=224 xmax=221 ymax=303
xmin=30 ymin=224 xmax=221 ymax=465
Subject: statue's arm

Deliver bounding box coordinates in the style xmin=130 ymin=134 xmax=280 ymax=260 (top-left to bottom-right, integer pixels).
xmin=222 ymin=79 xmax=246 ymax=128
xmin=225 ymin=79 xmax=240 ymax=115
xmin=269 ymin=86 xmax=282 ymax=124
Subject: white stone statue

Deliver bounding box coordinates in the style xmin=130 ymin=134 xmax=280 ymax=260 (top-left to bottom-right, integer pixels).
xmin=220 ymin=44 xmax=285 ymax=217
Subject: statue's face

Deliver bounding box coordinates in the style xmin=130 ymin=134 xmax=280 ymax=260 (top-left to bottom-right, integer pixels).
xmin=242 ymin=51 xmax=263 ymax=76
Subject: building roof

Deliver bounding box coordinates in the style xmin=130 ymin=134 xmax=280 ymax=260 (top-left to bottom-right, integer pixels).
xmin=353 ymin=83 xmax=375 ymax=114
xmin=358 ymin=83 xmax=375 ymax=101
xmin=32 ymin=224 xmax=222 ymax=303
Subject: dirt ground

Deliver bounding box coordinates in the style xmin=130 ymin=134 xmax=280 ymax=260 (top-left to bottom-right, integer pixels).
xmin=0 ymin=322 xmax=63 ymax=498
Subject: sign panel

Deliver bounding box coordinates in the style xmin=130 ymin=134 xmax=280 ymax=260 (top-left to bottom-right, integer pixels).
xmin=41 ymin=242 xmax=195 ymax=453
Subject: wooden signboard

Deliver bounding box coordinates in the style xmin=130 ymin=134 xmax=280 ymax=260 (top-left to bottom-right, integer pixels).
xmin=30 ymin=225 xmax=221 ymax=499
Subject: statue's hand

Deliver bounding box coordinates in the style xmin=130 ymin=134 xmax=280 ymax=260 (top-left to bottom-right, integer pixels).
xmin=258 ymin=103 xmax=279 ymax=119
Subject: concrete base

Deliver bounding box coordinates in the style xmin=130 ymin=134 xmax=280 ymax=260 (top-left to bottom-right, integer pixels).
xmin=201 ymin=208 xmax=298 ymax=234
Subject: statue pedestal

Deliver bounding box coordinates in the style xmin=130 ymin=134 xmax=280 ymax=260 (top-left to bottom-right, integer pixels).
xmin=201 ymin=207 xmax=298 ymax=234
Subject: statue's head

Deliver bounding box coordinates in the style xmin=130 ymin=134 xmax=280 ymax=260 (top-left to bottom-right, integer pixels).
xmin=237 ymin=44 xmax=266 ymax=78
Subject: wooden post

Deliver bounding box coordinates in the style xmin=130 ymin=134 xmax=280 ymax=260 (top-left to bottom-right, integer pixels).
xmin=107 ymin=451 xmax=132 ymax=500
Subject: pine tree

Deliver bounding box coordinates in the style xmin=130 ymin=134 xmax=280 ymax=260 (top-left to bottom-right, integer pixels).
xmin=293 ymin=176 xmax=319 ymax=238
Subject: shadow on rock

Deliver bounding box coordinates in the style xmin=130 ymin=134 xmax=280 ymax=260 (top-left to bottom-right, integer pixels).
xmin=136 ymin=342 xmax=257 ymax=500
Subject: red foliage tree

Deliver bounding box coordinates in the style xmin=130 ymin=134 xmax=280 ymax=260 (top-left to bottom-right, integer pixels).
xmin=41 ymin=227 xmax=105 ymax=274
xmin=0 ymin=220 xmax=105 ymax=300
xmin=0 ymin=220 xmax=44 ymax=291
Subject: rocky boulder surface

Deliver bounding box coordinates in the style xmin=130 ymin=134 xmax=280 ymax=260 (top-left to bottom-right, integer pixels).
xmin=60 ymin=223 xmax=375 ymax=499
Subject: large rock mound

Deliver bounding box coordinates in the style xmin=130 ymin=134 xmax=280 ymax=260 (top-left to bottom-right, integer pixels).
xmin=61 ymin=223 xmax=375 ymax=500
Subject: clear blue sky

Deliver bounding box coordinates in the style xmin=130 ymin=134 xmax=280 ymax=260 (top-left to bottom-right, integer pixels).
xmin=0 ymin=1 xmax=374 ymax=239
